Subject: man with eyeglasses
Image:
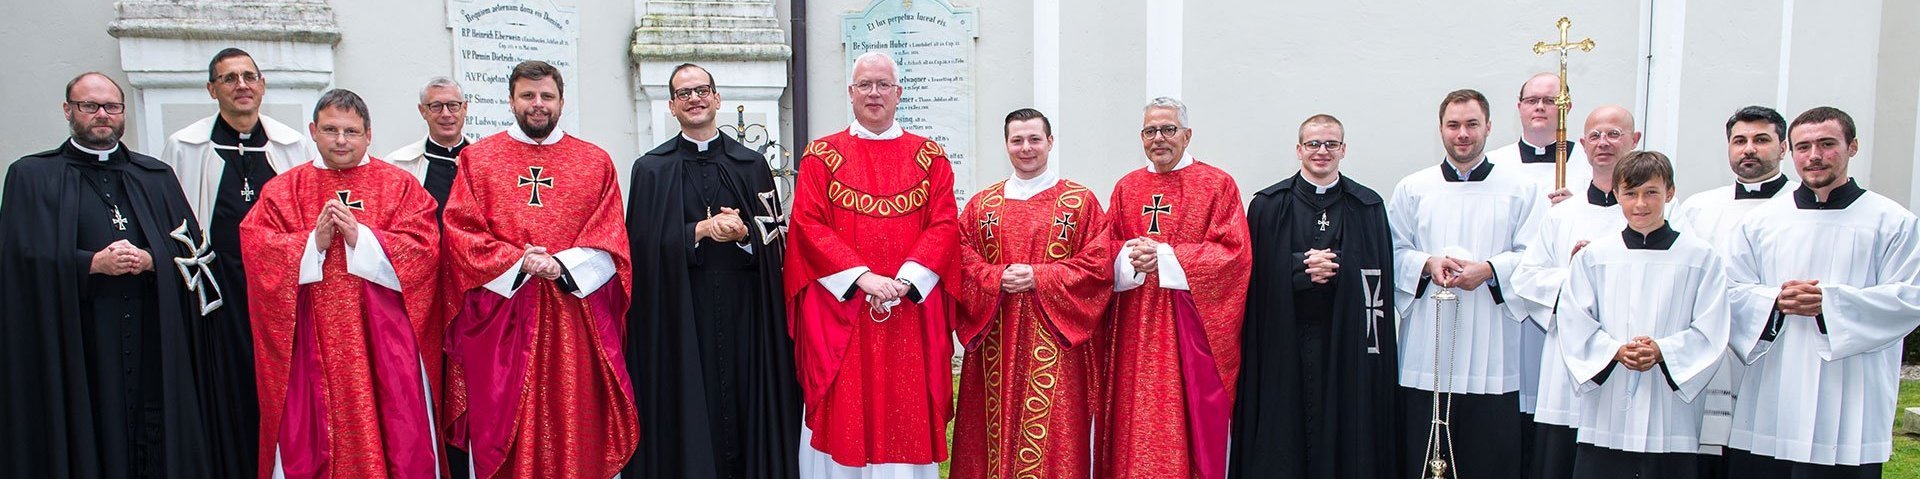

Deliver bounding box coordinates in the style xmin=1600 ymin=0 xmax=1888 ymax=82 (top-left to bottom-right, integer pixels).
xmin=1388 ymin=88 xmax=1547 ymax=479
xmin=1230 ymin=114 xmax=1399 ymax=479
xmin=1721 ymin=107 xmax=1920 ymax=478
xmin=1 ymin=71 xmax=220 ymax=477
xmin=623 ymin=62 xmax=800 ymax=479
xmin=1096 ymin=96 xmax=1251 ymax=479
xmin=1484 ymin=74 xmax=1593 ymax=470
xmin=786 ymin=51 xmax=959 ymax=479
xmin=383 ymin=77 xmax=470 ymax=219
xmin=1668 ymin=106 xmax=1797 ymax=478
xmin=440 ymin=60 xmax=638 ymax=479
xmin=157 ymin=47 xmax=312 ymax=476
xmin=238 ymin=88 xmax=443 ymax=479
xmin=1509 ymin=105 xmax=1639 ymax=479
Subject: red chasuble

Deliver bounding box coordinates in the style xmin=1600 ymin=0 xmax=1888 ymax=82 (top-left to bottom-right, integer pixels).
xmin=240 ymin=158 xmax=442 ymax=479
xmin=783 ymin=129 xmax=960 ymax=466
xmin=440 ymin=132 xmax=637 ymax=479
xmin=950 ymin=180 xmax=1112 ymax=479
xmin=1096 ymin=160 xmax=1251 ymax=479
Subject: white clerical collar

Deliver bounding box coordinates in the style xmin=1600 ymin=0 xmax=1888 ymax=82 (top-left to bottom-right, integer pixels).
xmin=428 ymin=136 xmax=465 ymax=151
xmin=682 ymin=132 xmax=718 ymax=152
xmin=1520 ymin=136 xmax=1549 ymax=155
xmin=849 ymin=122 xmax=903 ymax=140
xmin=1739 ymin=172 xmax=1785 ymax=192
xmin=70 ymin=139 xmax=120 ymax=162
xmin=508 ymin=125 xmax=566 ymax=146
xmin=1003 ymin=168 xmax=1060 ymax=201
xmin=313 ymin=154 xmax=372 ymax=170
xmin=1145 ymin=152 xmax=1196 ymax=174
xmin=1304 ymin=175 xmax=1339 ymax=194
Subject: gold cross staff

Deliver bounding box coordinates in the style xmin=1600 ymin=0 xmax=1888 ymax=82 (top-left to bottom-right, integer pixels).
xmin=1532 ymin=16 xmax=1595 ymax=190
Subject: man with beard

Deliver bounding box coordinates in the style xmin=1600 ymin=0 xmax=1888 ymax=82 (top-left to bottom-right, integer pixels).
xmin=1669 ymin=106 xmax=1796 ymax=478
xmin=624 ymin=63 xmax=801 ymax=479
xmin=1389 ymin=88 xmax=1547 ymax=479
xmin=2 ymin=72 xmax=219 ymax=477
xmin=441 ymin=60 xmax=638 ymax=479
xmin=1723 ymin=107 xmax=1920 ymax=478
xmin=159 ymin=48 xmax=312 ymax=476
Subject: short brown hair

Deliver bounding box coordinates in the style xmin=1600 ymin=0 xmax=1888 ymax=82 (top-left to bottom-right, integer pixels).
xmin=509 ymin=60 xmax=564 ymax=97
xmin=1003 ymin=108 xmax=1052 ymax=137
xmin=1789 ymin=106 xmax=1856 ymax=143
xmin=1298 ymin=114 xmax=1343 ymax=141
xmin=1613 ymin=150 xmax=1675 ymax=190
xmin=1439 ymin=89 xmax=1490 ymax=122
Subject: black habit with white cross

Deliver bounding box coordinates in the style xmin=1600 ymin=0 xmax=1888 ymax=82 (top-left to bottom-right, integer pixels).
xmin=1230 ymin=172 xmax=1402 ymax=479
xmin=623 ymin=132 xmax=800 ymax=479
xmin=1 ymin=141 xmax=219 ymax=477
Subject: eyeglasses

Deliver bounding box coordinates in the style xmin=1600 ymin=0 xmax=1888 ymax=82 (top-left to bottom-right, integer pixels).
xmin=852 ymin=81 xmax=897 ymax=93
xmin=1140 ymin=125 xmax=1185 ymax=139
xmin=315 ymin=126 xmax=366 ymax=140
xmin=69 ymin=101 xmax=126 ymax=115
xmin=1584 ymin=128 xmax=1627 ymax=143
xmin=1521 ymin=96 xmax=1555 ymax=106
xmin=424 ymin=101 xmax=466 ymax=113
xmin=216 ymin=72 xmax=262 ymax=86
xmin=1301 ymin=140 xmax=1344 ymax=151
xmin=672 ymin=85 xmax=715 ymax=101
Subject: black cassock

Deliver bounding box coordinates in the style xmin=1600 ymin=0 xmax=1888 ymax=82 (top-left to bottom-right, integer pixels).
xmin=1230 ymin=173 xmax=1402 ymax=479
xmin=1 ymin=141 xmax=218 ymax=477
xmin=623 ymin=133 xmax=801 ymax=479
xmin=202 ymin=116 xmax=271 ymax=478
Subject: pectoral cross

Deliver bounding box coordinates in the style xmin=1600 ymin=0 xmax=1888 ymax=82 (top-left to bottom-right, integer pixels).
xmin=1532 ymin=16 xmax=1595 ymax=190
xmin=518 ymin=166 xmax=554 ymax=207
xmin=1317 ymin=211 xmax=1331 ymax=232
xmin=240 ymin=178 xmax=257 ymax=202
xmin=1053 ymin=212 xmax=1077 ymax=241
xmin=1141 ymin=194 xmax=1173 ymax=235
xmin=978 ymin=211 xmax=1000 ymax=240
xmin=335 ymin=190 xmax=364 ymax=210
xmin=169 ymin=220 xmax=224 ymax=316
xmin=110 ymin=206 xmax=129 ymax=231
xmin=752 ymin=189 xmax=788 ymax=245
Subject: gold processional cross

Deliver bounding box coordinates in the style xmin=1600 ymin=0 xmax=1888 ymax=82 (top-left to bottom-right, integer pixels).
xmin=1532 ymin=16 xmax=1595 ymax=190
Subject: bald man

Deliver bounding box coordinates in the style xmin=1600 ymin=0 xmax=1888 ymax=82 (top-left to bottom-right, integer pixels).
xmin=1511 ymin=105 xmax=1642 ymax=479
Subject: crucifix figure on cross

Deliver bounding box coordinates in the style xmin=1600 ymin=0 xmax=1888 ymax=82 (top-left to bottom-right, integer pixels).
xmin=1532 ymin=16 xmax=1596 ymax=190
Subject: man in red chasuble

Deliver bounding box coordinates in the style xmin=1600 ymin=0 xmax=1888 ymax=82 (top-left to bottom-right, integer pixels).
xmin=1095 ymin=97 xmax=1252 ymax=479
xmin=240 ymin=89 xmax=442 ymax=478
xmin=440 ymin=61 xmax=638 ymax=479
xmin=951 ymin=108 xmax=1112 ymax=479
xmin=785 ymin=51 xmax=960 ymax=479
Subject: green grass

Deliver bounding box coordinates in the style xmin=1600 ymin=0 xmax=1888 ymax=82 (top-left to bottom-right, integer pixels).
xmin=1893 ymin=380 xmax=1920 ymax=478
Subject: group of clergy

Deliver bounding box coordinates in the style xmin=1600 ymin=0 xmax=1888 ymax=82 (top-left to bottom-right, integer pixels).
xmin=2 ymin=44 xmax=1915 ymax=479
